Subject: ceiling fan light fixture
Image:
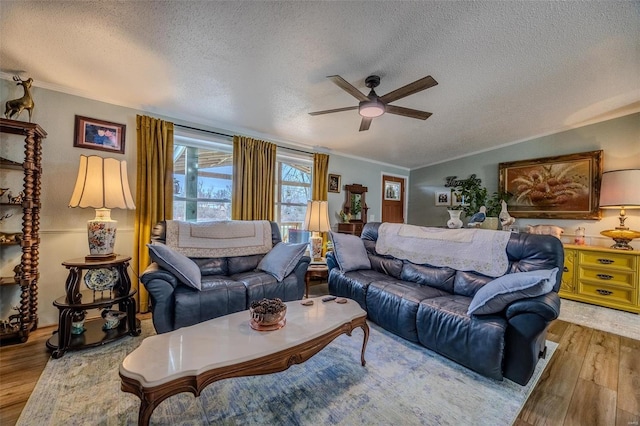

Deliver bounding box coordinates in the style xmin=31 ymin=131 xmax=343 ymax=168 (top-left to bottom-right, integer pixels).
xmin=358 ymin=99 xmax=385 ymax=118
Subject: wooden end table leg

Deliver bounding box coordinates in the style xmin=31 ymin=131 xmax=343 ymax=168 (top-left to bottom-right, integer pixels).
xmin=305 ymin=275 xmax=310 ymax=298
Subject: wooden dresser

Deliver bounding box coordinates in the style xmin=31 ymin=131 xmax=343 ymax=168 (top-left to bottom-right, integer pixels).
xmin=561 ymin=244 xmax=640 ymax=314
xmin=337 ymin=222 xmax=364 ymax=236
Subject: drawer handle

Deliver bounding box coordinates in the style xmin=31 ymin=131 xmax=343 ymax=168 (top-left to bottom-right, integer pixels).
xmin=563 ymin=266 xmax=569 ymax=272
xmin=596 ymin=274 xmax=613 ymax=280
xmin=596 ymin=289 xmax=613 ymax=296
xmin=597 ymin=258 xmax=614 ymax=264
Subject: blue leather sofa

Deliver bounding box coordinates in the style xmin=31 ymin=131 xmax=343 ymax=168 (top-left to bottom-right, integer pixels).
xmin=327 ymin=222 xmax=563 ymax=385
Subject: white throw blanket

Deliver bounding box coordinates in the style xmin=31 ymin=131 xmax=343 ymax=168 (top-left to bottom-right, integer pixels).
xmin=376 ymin=223 xmax=511 ymax=277
xmin=165 ymin=220 xmax=272 ymax=258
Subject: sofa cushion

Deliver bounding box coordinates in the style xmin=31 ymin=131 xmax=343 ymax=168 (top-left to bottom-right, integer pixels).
xmin=366 ymin=280 xmax=449 ymax=343
xmin=368 ymin=253 xmax=404 ymax=279
xmin=330 ymin=231 xmax=371 ymax=272
xmin=467 ymin=268 xmax=558 ymax=315
xmin=328 ymin=269 xmax=391 ymax=309
xmin=257 ymin=242 xmax=307 ymax=281
xmin=192 ymin=257 xmax=228 ymax=276
xmin=233 ymin=270 xmax=300 ymax=307
xmin=417 ymin=295 xmax=507 ymax=380
xmin=174 ymin=278 xmax=247 ymax=329
xmin=147 ymin=243 xmax=202 ymax=290
xmin=401 ymin=262 xmax=456 ymax=293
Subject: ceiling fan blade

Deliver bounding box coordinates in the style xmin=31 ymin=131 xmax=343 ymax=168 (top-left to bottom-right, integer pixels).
xmin=385 ymin=105 xmax=433 ymax=120
xmin=359 ymin=117 xmax=372 ymax=132
xmin=328 ymin=75 xmax=369 ymax=102
xmin=308 ymin=106 xmax=358 ymax=116
xmin=380 ymin=76 xmax=438 ymax=104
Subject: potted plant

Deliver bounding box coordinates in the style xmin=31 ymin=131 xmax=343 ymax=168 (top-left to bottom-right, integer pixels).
xmin=450 ymin=174 xmax=506 ymax=229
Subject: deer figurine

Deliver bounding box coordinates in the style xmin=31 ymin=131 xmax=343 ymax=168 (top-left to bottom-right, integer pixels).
xmin=4 ymin=76 xmax=35 ymax=122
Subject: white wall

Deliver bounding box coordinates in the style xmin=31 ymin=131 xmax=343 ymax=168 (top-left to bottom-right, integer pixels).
xmin=409 ymin=113 xmax=640 ymax=250
xmin=0 ymin=80 xmax=407 ymax=326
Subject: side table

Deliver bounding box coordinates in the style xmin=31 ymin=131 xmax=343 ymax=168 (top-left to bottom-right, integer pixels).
xmin=305 ymin=263 xmax=329 ymax=298
xmin=46 ymin=255 xmax=141 ymax=358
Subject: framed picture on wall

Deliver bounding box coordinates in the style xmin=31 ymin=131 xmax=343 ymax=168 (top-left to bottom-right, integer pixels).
xmin=435 ymin=190 xmax=451 ymax=206
xmin=451 ymin=190 xmax=464 ymax=207
xmin=328 ymin=174 xmax=341 ymax=193
xmin=74 ymin=115 xmax=126 ymax=154
xmin=499 ymin=150 xmax=603 ymax=219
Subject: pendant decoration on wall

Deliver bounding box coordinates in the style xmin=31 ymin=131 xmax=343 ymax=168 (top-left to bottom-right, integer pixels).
xmin=3 ymin=75 xmax=35 ymax=122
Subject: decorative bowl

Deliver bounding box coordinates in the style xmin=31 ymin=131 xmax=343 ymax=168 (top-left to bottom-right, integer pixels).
xmin=102 ymin=309 xmax=126 ymax=330
xmin=249 ymin=298 xmax=287 ymax=331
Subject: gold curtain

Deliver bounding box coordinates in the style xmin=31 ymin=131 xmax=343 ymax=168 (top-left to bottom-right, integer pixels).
xmin=312 ymin=153 xmax=330 ymax=201
xmin=231 ymin=136 xmax=276 ymax=220
xmin=133 ymin=115 xmax=174 ymax=312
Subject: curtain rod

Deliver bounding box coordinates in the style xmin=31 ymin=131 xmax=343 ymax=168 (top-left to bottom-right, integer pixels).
xmin=174 ymin=123 xmax=314 ymax=156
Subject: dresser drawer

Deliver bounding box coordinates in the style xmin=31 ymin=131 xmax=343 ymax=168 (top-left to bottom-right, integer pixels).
xmin=579 ymin=251 xmax=636 ymax=271
xmin=577 ymin=281 xmax=636 ymax=306
xmin=560 ymin=249 xmax=576 ymax=293
xmin=578 ymin=266 xmax=636 ymax=288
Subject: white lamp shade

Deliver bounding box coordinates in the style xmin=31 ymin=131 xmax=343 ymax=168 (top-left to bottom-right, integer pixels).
xmin=302 ymin=200 xmax=331 ymax=233
xmin=599 ymin=169 xmax=640 ymax=209
xmin=69 ymin=155 xmax=135 ymax=209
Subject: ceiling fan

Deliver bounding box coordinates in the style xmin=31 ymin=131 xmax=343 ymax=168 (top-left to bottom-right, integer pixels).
xmin=309 ymin=74 xmax=438 ymax=131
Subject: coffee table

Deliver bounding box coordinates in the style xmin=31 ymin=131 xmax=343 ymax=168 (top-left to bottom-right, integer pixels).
xmin=120 ymin=297 xmax=369 ymax=425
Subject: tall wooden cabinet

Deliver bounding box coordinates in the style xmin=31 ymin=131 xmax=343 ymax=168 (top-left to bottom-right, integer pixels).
xmin=0 ymin=118 xmax=46 ymax=343
xmin=560 ymin=244 xmax=640 ymax=314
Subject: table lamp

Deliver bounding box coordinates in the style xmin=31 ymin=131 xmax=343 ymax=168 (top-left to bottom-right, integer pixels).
xmin=599 ymin=169 xmax=640 ymax=250
xmin=302 ymin=200 xmax=331 ymax=261
xmin=69 ymin=155 xmax=135 ymax=260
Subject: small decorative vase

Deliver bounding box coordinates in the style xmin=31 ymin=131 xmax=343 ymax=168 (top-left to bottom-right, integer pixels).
xmin=447 ymin=210 xmax=463 ymax=229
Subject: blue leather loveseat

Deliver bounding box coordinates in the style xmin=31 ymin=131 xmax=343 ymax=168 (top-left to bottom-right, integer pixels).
xmin=142 ymin=220 xmax=310 ymax=334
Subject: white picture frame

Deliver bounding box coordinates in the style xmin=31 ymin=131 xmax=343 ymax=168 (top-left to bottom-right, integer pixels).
xmin=435 ymin=190 xmax=451 ymax=206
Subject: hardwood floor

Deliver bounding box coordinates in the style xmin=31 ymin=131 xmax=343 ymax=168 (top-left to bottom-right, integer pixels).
xmin=1 ymin=317 xmax=638 ymax=425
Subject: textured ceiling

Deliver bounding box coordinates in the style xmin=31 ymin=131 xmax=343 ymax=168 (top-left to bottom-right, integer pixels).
xmin=1 ymin=1 xmax=638 ymax=169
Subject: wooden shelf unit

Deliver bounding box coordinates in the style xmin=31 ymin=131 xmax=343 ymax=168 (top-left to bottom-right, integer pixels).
xmin=0 ymin=118 xmax=46 ymax=343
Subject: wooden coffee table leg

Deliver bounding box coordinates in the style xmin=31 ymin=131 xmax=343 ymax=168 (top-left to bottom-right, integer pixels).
xmin=360 ymin=321 xmax=370 ymax=367
xmin=139 ymin=395 xmax=155 ymax=426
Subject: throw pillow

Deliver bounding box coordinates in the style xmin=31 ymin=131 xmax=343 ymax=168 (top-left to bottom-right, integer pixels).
xmin=257 ymin=242 xmax=307 ymax=281
xmin=329 ymin=231 xmax=371 ymax=272
xmin=147 ymin=243 xmax=202 ymax=290
xmin=467 ymin=267 xmax=558 ymax=315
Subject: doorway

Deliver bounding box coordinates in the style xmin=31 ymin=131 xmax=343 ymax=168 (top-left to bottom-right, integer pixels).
xmin=381 ymin=175 xmax=406 ymax=223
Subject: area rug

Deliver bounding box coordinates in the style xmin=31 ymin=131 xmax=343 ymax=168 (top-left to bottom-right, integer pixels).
xmin=558 ymin=298 xmax=640 ymax=341
xmin=18 ymin=320 xmax=556 ymax=426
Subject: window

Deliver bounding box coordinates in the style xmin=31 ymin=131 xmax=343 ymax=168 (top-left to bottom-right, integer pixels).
xmin=173 ymin=129 xmax=313 ymax=232
xmin=173 ymin=132 xmax=233 ymax=222
xmin=275 ymin=153 xmax=312 ymax=241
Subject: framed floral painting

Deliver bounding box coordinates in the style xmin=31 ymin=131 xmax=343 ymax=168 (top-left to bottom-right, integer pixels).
xmin=499 ymin=150 xmax=603 ymax=219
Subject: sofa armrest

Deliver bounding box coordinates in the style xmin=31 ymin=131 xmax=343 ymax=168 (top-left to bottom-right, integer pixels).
xmin=504 ymin=292 xmax=560 ymax=322
xmin=291 ymin=256 xmax=311 ymax=296
xmin=141 ymin=262 xmax=180 ymax=334
xmin=140 ymin=262 xmax=180 ymax=288
xmin=326 ymin=251 xmax=338 ymax=271
xmin=501 ymin=292 xmax=560 ymax=385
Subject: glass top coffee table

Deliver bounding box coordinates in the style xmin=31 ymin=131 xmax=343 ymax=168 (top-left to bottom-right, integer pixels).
xmin=120 ymin=297 xmax=369 ymax=425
